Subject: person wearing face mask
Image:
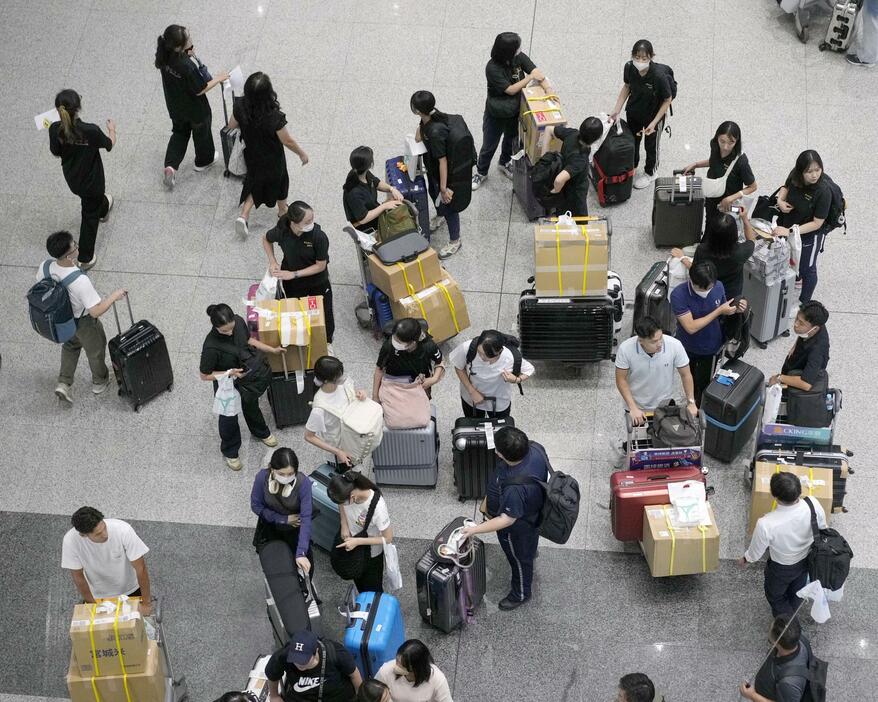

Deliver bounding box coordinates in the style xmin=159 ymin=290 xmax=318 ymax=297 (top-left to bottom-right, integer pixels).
xmin=768 ymin=301 xmax=830 ymax=392
xmin=373 ymin=318 xmax=444 ymax=402
xmin=356 ymin=680 xmax=391 ymax=702
xmin=342 ymin=145 xmax=404 ymax=233
xmin=609 ymin=39 xmax=674 ymax=190
xmin=200 ymin=303 xmax=282 ymax=471
xmin=262 ymin=200 xmax=335 ymax=347
xmin=265 ymin=629 xmax=361 ymax=702
xmin=251 ymin=447 xmax=315 ymax=575
xmin=155 ymin=24 xmax=229 ymax=189
xmin=671 ymin=261 xmax=747 ymax=405
xmin=375 ymin=639 xmax=453 ymax=702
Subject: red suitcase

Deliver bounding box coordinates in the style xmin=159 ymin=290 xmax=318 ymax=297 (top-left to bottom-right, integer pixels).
xmin=610 ymin=467 xmax=707 ymax=541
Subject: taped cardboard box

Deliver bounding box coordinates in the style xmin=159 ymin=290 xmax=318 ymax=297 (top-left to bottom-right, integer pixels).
xmin=750 ymin=462 xmax=833 ymax=535
xmin=519 ymin=83 xmax=566 ymax=164
xmin=390 ymin=272 xmax=470 ymax=343
xmin=69 ymin=600 xmax=148 ymax=678
xmin=68 ymin=640 xmax=164 ymax=702
xmin=254 ymin=296 xmax=327 ymax=372
xmin=367 ymin=247 xmax=443 ymax=301
xmin=534 ymin=219 xmax=610 ymax=297
xmin=642 ymin=503 xmax=720 ymax=577
xmin=245 ymin=655 xmax=271 ymax=702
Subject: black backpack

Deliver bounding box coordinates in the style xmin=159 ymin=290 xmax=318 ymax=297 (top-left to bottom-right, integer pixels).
xmin=466 ymin=330 xmax=524 ymax=395
xmin=531 ymin=151 xmax=565 ymax=206
xmin=654 ymin=62 xmax=678 ymax=101
xmin=806 ymin=497 xmax=853 ymax=592
xmin=820 ymin=174 xmax=846 ymax=236
xmin=777 ymin=641 xmax=829 ymax=702
xmin=27 ymin=261 xmax=84 ymax=343
xmin=649 ymin=400 xmax=702 ymax=448
xmin=592 ymin=119 xmax=636 ymax=205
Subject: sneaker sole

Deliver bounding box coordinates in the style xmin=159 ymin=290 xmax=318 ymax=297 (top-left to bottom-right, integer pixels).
xmin=163 ymin=170 xmax=176 ymax=189
xmin=92 ymin=383 xmax=111 ymax=395
xmin=235 ymin=219 xmax=249 ymax=239
xmin=55 ymin=390 xmax=73 ymax=403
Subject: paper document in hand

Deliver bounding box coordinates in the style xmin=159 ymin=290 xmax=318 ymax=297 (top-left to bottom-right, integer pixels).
xmin=34 ymin=107 xmax=60 ymax=131
xmin=228 ymin=65 xmax=245 ymax=93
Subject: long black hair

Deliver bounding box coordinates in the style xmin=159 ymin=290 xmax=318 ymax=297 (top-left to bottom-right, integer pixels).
xmin=395 ymin=639 xmax=434 ymax=687
xmin=786 ymin=149 xmax=824 ymax=190
xmin=155 ymin=24 xmax=188 ymax=69
xmin=701 ymin=213 xmax=738 ymax=258
xmin=410 ymin=91 xmax=448 ymax=123
xmin=490 ymin=32 xmax=521 ymax=65
xmin=631 ymin=39 xmax=655 ymax=58
xmin=206 ymin=303 xmax=235 ymax=328
xmin=269 ymin=447 xmax=299 ymax=473
xmin=709 ymin=121 xmax=743 ymax=164
xmin=356 ymin=680 xmax=389 ymax=702
xmin=242 ymin=72 xmax=281 ymax=126
xmin=54 ymin=89 xmax=82 ymax=144
xmin=343 ymin=145 xmax=374 ymax=192
xmin=327 ymin=470 xmax=379 ymax=504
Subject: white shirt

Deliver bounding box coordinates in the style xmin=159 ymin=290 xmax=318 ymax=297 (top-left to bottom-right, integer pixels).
xmin=375 ymin=661 xmax=453 ymax=702
xmin=341 ymin=491 xmax=390 ymax=558
xmin=36 ymin=260 xmax=101 ymax=319
xmin=615 ymin=335 xmax=690 ymax=411
xmin=449 ymin=340 xmax=535 ymax=412
xmin=305 ymin=382 xmax=352 ymax=447
xmin=745 ymin=497 xmax=828 ymax=565
xmin=61 ymin=519 xmax=149 ymax=598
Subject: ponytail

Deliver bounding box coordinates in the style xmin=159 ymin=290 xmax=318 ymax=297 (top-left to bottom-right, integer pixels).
xmin=54 ymin=90 xmax=82 ymax=144
xmin=155 ymin=24 xmax=188 ymax=69
xmin=343 ymin=146 xmax=374 ymax=192
xmin=327 ymin=470 xmax=379 ymax=504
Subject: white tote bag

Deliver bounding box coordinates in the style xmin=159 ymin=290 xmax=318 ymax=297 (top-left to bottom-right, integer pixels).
xmin=228 ymin=129 xmax=247 ymax=177
xmin=762 ymin=383 xmax=783 ymax=428
xmin=700 ymin=155 xmax=741 ymax=199
xmin=212 ymin=374 xmax=241 ymax=416
xmin=667 ymin=480 xmax=708 ymax=526
xmin=382 ymin=538 xmax=403 ymax=593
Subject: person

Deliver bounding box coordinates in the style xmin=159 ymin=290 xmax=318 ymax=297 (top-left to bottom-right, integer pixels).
xmin=609 ymin=39 xmax=673 ymax=190
xmin=342 ymin=145 xmax=403 ymax=232
xmin=212 ymin=694 xmax=255 ymax=702
xmin=154 ymin=24 xmax=228 ymax=189
xmin=461 ymin=427 xmax=548 ymax=610
xmin=39 ymin=230 xmax=128 ymax=404
xmin=328 ymin=471 xmax=393 ymax=594
xmin=616 ymin=673 xmax=663 ymax=702
xmin=305 ymin=356 xmax=369 ymax=467
xmin=545 ymin=117 xmax=604 ymax=216
xmin=357 ymin=679 xmax=391 ymax=702
xmin=771 ymin=150 xmax=833 ymax=303
xmin=615 ymin=316 xmax=697 ymax=426
xmin=411 ymin=91 xmax=461 ymax=259
xmin=228 ymin=72 xmax=309 ymax=239
xmin=262 ymin=201 xmax=335 ymax=346
xmin=740 ymin=614 xmax=813 ymax=702
xmin=266 ymin=629 xmax=361 ymax=702
xmin=449 ymin=331 xmax=534 ymax=419
xmin=680 ymin=121 xmax=758 ymax=220
xmin=199 ymin=303 xmax=280 ymax=471
xmin=61 ymin=506 xmax=152 ymax=615
xmin=251 ymin=447 xmax=314 ymax=575
xmin=471 ymin=32 xmax=544 ymax=190
xmin=373 ymin=318 xmax=444 ymax=402
xmin=847 ymin=0 xmax=878 ymax=67
xmin=48 ymin=89 xmax=116 ymax=271
xmin=739 ymin=471 xmax=827 ymax=616
xmin=671 ymin=261 xmax=746 ymax=405
xmin=375 ymin=639 xmax=453 ymax=702
xmin=768 ymin=301 xmax=830 ymax=392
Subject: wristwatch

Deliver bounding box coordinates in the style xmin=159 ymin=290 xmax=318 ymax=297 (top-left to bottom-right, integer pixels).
xmin=687 ymin=398 xmax=696 ymax=405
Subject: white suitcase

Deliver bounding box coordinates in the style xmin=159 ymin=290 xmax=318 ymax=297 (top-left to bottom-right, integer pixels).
xmin=820 ymin=0 xmax=859 ymax=52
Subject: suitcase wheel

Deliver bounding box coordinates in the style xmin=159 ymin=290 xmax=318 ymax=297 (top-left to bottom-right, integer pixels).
xmin=167 ymin=382 xmax=173 ymax=392
xmin=754 ymin=339 xmax=767 ymax=350
xmin=134 ymin=404 xmax=141 ymax=413
xmin=819 ymin=42 xmax=827 ymax=51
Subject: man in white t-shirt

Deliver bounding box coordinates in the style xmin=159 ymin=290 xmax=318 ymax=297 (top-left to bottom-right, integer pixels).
xmin=61 ymin=506 xmax=152 ymax=615
xmin=39 ymin=230 xmax=127 ymax=404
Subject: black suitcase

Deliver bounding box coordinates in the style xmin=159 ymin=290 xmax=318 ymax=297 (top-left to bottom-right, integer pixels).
xmin=702 ymin=359 xmax=764 ymax=462
xmin=452 ymin=406 xmax=514 ymax=501
xmin=591 ymin=119 xmax=636 ymax=205
xmin=652 ymin=174 xmax=704 ymax=247
xmin=512 ymin=154 xmax=547 ymax=221
xmin=108 ymin=296 xmax=173 ymax=412
xmin=259 ymin=540 xmax=321 ymax=647
xmin=633 ymin=260 xmax=675 ymax=334
xmin=518 ymin=289 xmax=615 ymax=363
xmin=267 ymin=353 xmax=315 ymax=428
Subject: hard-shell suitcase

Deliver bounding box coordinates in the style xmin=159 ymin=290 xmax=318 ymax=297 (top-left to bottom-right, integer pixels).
xmin=591 ymin=119 xmax=636 ymax=205
xmin=633 ymin=260 xmax=676 ymax=335
xmin=758 ymin=387 xmax=842 ymax=449
xmin=607 ymin=271 xmax=625 ymax=339
xmin=652 ymin=175 xmax=704 ymax=247
xmin=267 ymin=351 xmax=315 ymax=428
xmin=373 ymin=230 xmax=430 ymax=266
xmin=743 ymin=263 xmax=795 ymax=347
xmin=751 ymin=445 xmax=854 ymax=513
xmin=820 ymin=0 xmax=859 ymax=52
xmin=702 ymin=359 xmax=765 ymax=463
xmin=452 ymin=409 xmax=515 ymax=501
xmin=372 ymin=406 xmax=439 ymax=487
xmin=259 ymin=540 xmax=322 ymax=647
xmin=610 ymin=466 xmax=707 ymax=541
xmin=385 ymin=156 xmax=430 ymax=236
xmin=243 ymin=655 xmax=271 ymax=702
xmin=308 ymin=464 xmax=342 ymax=552
xmin=512 ymin=154 xmax=547 ymax=221
xmin=108 ymin=296 xmax=173 ymax=412
xmin=343 ymin=590 xmax=405 ymax=679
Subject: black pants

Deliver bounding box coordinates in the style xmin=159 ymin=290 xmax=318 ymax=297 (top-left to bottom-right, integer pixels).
xmin=354 ymin=552 xmax=385 ymax=593
xmin=461 ymin=399 xmax=512 ymax=419
xmin=165 ymin=113 xmax=215 ymax=169
xmin=476 ymin=112 xmax=518 ymax=176
xmin=689 ymin=353 xmax=716 ymax=407
xmin=78 ymin=193 xmax=110 ymax=264
xmin=498 ymin=525 xmax=539 ymax=601
xmin=798 ymin=232 xmax=825 ymax=304
xmin=626 ymin=113 xmax=665 ymax=176
xmin=218 ymin=391 xmax=270 ymax=458
xmin=764 ymin=558 xmax=809 ymax=617
xmin=282 ymin=281 xmax=335 ymax=343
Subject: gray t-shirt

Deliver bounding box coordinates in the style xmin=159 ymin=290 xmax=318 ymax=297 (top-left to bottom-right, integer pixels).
xmin=615 ymin=335 xmax=690 ymax=411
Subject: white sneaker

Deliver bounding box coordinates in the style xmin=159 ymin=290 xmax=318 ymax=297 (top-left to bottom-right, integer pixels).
xmin=100 ymin=194 xmax=114 ymax=222
xmin=78 ymin=256 xmax=97 ymax=271
xmin=633 ymin=172 xmax=655 ymax=190
xmin=193 ymin=151 xmax=219 ymax=172
xmin=54 ymin=382 xmax=73 ymax=403
xmin=326 ymin=343 xmax=336 ymax=357
xmin=226 ymin=457 xmax=243 ymax=471
xmin=498 ymin=162 xmax=514 ymax=180
xmin=429 ymin=216 xmax=446 ymax=233
xmin=471 ymin=173 xmax=487 ymax=190
xmin=235 ymin=216 xmax=249 ymax=239
xmin=163 ymin=166 xmax=176 ymax=190
xmin=438 ymin=240 xmax=462 ymax=259
xmin=92 ymin=379 xmax=112 ymax=395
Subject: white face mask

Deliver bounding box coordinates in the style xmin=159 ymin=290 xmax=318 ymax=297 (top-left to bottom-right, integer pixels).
xmin=300 ymin=222 xmax=315 ymax=233
xmin=391 ymin=337 xmax=412 ymax=352
xmin=796 ymin=326 xmax=815 ymax=339
xmin=273 ymin=472 xmax=296 ymax=485
xmin=694 ymin=287 xmax=712 ymax=299
xmin=633 ymin=60 xmax=650 ymax=72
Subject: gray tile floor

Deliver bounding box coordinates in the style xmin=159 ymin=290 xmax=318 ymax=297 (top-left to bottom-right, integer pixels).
xmin=1 ymin=1 xmax=877 ymax=701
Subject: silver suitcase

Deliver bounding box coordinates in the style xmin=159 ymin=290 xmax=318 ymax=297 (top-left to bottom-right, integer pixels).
xmin=742 ymin=262 xmax=796 ymax=348
xmin=820 ymin=1 xmax=859 ymax=52
xmin=372 ymin=405 xmax=439 ymax=487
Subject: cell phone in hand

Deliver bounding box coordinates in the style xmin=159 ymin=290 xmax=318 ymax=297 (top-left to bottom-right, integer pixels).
xmin=730 ymin=205 xmax=743 ymax=214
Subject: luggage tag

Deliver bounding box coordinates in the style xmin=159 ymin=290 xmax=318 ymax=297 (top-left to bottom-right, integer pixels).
xmin=482 ymin=424 xmax=496 ymax=450
xmin=676 ymin=173 xmax=687 ymax=192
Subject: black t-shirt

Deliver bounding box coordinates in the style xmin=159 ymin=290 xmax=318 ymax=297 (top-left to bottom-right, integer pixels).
xmin=265 ymin=222 xmax=331 ymax=296
xmin=421 ymin=119 xmax=450 ymax=186
xmin=781 ymin=325 xmax=830 ymax=385
xmin=753 ymin=638 xmax=811 ymax=702
xmin=485 ymin=52 xmax=536 ymax=119
xmin=48 ymin=121 xmax=112 ymax=197
xmin=554 ymin=126 xmax=590 ymax=181
xmin=199 ymin=315 xmax=258 ymax=374
xmin=692 ymin=240 xmax=755 ymax=299
xmin=160 ymin=54 xmax=210 ymax=122
xmin=233 ymin=102 xmax=288 ymax=175
xmin=265 ymin=640 xmax=357 ymax=702
xmin=342 ymin=172 xmax=380 ymax=226
xmin=707 ymin=152 xmax=756 ymax=200
xmin=623 ymin=61 xmax=672 ymax=122
xmin=780 ymin=177 xmax=832 ymax=231
xmin=376 ymin=336 xmax=443 ymax=380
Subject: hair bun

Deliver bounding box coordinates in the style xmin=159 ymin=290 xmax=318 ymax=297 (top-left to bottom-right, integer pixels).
xmin=206 ymin=304 xmax=216 ymax=316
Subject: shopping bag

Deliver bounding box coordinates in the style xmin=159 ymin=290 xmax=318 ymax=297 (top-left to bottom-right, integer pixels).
xmin=762 ymin=383 xmax=783 ymax=428
xmin=213 ymin=374 xmax=241 ymax=416
xmin=382 ymin=538 xmax=403 ymax=593
xmin=255 ymin=270 xmax=278 ymax=301
xmin=667 ymin=480 xmax=707 ymax=526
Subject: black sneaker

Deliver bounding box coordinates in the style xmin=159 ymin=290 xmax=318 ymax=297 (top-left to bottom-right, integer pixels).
xmin=846 ymin=54 xmax=876 ymax=67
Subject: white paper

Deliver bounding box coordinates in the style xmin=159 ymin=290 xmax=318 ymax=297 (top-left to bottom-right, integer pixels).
xmin=483 ymin=424 xmax=495 ymax=450
xmin=404 ymin=134 xmax=427 ymax=156
xmin=34 ymin=107 xmax=60 ymax=131
xmin=229 ymin=65 xmax=245 ymax=93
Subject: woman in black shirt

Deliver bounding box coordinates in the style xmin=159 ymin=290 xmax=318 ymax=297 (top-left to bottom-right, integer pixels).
xmin=199 ymin=303 xmax=282 ymax=471
xmin=154 ymin=25 xmax=228 ymax=189
xmin=48 ymin=89 xmax=116 ymax=270
xmin=342 ymin=146 xmax=403 ymax=232
xmin=372 ymin=318 xmax=444 ymax=401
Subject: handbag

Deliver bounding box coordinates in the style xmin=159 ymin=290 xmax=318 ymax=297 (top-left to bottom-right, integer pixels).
xmin=377 ymin=379 xmax=431 ymax=429
xmin=382 ymin=537 xmax=403 ymax=592
xmin=330 ymin=490 xmax=381 ymax=581
xmin=377 ymin=200 xmax=419 ymax=243
xmin=701 ymin=155 xmax=740 ymax=199
xmin=212 ymin=373 xmax=240 ymax=416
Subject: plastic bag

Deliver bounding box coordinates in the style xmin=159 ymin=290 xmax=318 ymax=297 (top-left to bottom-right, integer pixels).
xmin=788 ymin=226 xmax=802 ymax=271
xmin=382 ymin=538 xmax=403 ymax=592
xmin=762 ymin=383 xmax=783 ymax=428
xmin=352 ymin=226 xmax=377 ymax=252
xmin=255 ymin=270 xmax=278 ymax=301
xmin=229 ymin=130 xmax=246 ymax=177
xmin=667 ymin=256 xmax=689 ymax=297
xmin=556 ymin=211 xmax=576 ymax=226
xmin=667 ymin=480 xmax=707 ymax=526
xmin=212 ymin=374 xmax=240 ymax=416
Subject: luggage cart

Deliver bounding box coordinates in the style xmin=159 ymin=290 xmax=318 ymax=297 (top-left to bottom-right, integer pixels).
xmin=147 ymin=597 xmax=189 ymax=702
xmin=624 ymin=410 xmax=706 ymax=474
xmin=345 ymin=225 xmax=385 ymax=334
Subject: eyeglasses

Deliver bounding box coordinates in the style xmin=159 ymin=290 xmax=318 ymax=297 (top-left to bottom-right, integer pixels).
xmin=184 ymin=44 xmax=194 ymax=53
xmin=67 ymin=243 xmax=80 ymax=257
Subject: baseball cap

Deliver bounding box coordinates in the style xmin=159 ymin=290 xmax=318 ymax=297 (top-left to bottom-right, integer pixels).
xmin=286 ymin=630 xmax=319 ymax=667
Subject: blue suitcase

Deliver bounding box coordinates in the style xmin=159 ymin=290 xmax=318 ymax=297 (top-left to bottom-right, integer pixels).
xmin=308 ymin=464 xmax=341 ymax=552
xmin=343 ymin=590 xmax=405 ymax=679
xmin=385 ymin=156 xmax=430 ymax=237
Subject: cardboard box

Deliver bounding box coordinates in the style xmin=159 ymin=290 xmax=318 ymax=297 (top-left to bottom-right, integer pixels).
xmin=750 ymin=462 xmax=833 ymax=535
xmin=519 ymin=83 xmax=566 ymax=164
xmin=642 ymin=502 xmax=720 ymax=577
xmin=254 ymin=296 xmax=328 ymax=372
xmin=367 ymin=247 xmax=443 ymax=301
xmin=389 ymin=272 xmax=470 ymax=343
xmin=534 ymin=219 xmax=610 ymax=297
xmin=68 ymin=641 xmax=164 ymax=702
xmin=245 ymin=655 xmax=271 ymax=701
xmin=69 ymin=600 xmax=148 ymax=678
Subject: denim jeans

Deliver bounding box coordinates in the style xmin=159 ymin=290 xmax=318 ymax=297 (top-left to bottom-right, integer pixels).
xmin=476 ymin=112 xmax=518 ymax=176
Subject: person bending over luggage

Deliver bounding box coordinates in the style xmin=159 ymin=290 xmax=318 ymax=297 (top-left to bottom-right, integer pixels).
xmin=305 ymin=356 xmax=369 ymax=467
xmin=373 ymin=318 xmax=444 ymax=402
xmin=328 ymin=471 xmax=393 ymax=594
xmin=199 ymin=303 xmax=280 ymax=471
xmin=49 ymin=90 xmax=115 ymax=271
xmin=768 ymin=301 xmax=830 ymax=392
xmin=262 ymin=201 xmax=335 ymax=346
xmin=266 ymin=629 xmax=361 ymax=702
xmin=671 ymin=261 xmax=746 ymax=405
xmin=545 ymin=117 xmax=604 ymax=216
xmin=460 ymin=427 xmax=548 ymax=611
xmin=375 ymin=639 xmax=453 ymax=702
xmin=357 ymin=680 xmax=391 ymax=702
xmin=615 ymin=316 xmax=697 ymax=427
xmin=471 ymin=31 xmax=544 ymax=191
xmin=617 ymin=673 xmax=664 ymax=702
xmin=609 ymin=39 xmax=673 ymax=191
xmin=739 ymin=614 xmax=813 ymax=702
xmin=228 ymin=71 xmax=309 ymax=239
xmin=450 ymin=331 xmax=534 ymax=419
xmin=343 ymin=145 xmax=403 ymax=233
xmin=251 ymin=447 xmax=315 ymax=575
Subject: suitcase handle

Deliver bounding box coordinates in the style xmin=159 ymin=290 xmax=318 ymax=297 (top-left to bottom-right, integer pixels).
xmin=111 ymin=293 xmax=133 ymax=336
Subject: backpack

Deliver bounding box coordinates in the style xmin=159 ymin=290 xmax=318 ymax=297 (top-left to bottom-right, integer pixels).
xmin=649 ymin=399 xmax=702 ymax=448
xmin=27 ymin=261 xmax=84 ymax=343
xmin=777 ymin=641 xmax=829 ymax=702
xmin=820 ymin=173 xmax=846 ymax=236
xmin=445 ymin=114 xmax=477 ymax=214
xmin=805 ymin=496 xmax=853 ymax=592
xmin=311 ymin=382 xmax=384 ymax=465
xmin=591 ymin=120 xmax=636 ymax=205
xmin=654 ymin=62 xmax=678 ymax=101
xmin=376 ymin=199 xmax=420 ymax=243
xmin=530 ymin=151 xmax=565 ymax=207
xmin=466 ymin=330 xmax=524 ymax=395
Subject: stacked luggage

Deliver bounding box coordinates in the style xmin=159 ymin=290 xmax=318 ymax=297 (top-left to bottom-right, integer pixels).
xmin=701 ymin=358 xmax=765 ymax=463
xmin=743 ymin=233 xmax=796 ymax=348
xmin=591 ymin=119 xmax=637 ymax=206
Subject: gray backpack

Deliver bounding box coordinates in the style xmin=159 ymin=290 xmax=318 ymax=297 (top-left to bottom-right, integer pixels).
xmin=649 ymin=400 xmax=701 ymax=448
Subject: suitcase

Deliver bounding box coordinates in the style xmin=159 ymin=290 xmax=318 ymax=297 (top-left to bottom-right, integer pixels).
xmin=267 ymin=352 xmax=315 ymax=428
xmin=373 ymin=230 xmax=430 ymax=266
xmin=751 ymin=445 xmax=854 ymax=513
xmin=108 ymin=296 xmax=174 ymax=412
xmin=343 ymin=590 xmax=405 ymax=679
xmin=743 ymin=262 xmax=795 ymax=347
xmin=452 ymin=409 xmax=515 ymax=501
xmin=633 ymin=260 xmax=676 ymax=335
xmin=702 ymin=359 xmax=765 ymax=463
xmin=512 ymin=154 xmax=547 ymax=221
xmin=220 ymin=89 xmax=245 ymax=178
xmin=591 ymin=119 xmax=636 ymax=205
xmin=758 ymin=387 xmax=842 ymax=450
xmin=607 ymin=271 xmax=625 ymax=339
xmin=652 ymin=175 xmax=704 ymax=247
xmin=385 ymin=156 xmax=430 ymax=236
xmin=372 ymin=405 xmax=439 ymax=487
xmin=308 ymin=464 xmax=342 ymax=552
xmin=820 ymin=0 xmax=859 ymax=52
xmin=259 ymin=540 xmax=322 ymax=647
xmin=610 ymin=466 xmax=707 ymax=541
xmin=518 ymin=289 xmax=616 ymax=363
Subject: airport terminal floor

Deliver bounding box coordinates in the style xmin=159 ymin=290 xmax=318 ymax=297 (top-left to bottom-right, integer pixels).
xmin=1 ymin=1 xmax=877 ymax=701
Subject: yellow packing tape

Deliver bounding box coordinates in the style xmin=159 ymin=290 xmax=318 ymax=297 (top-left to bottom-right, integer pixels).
xmin=555 ymin=224 xmax=563 ymax=295
xmin=698 ymin=524 xmax=708 ymax=573
xmin=396 ymin=262 xmax=416 ymax=297
xmin=88 ymin=604 xmax=101 ymax=677
xmin=435 ymin=283 xmax=461 ymax=333
xmin=415 ymin=257 xmax=426 ymax=288
xmin=113 ymin=600 xmax=133 ymax=702
xmin=297 ymin=299 xmax=313 ymax=368
xmin=580 ymin=225 xmax=590 ymax=295
xmin=663 ymin=506 xmax=677 ymax=577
